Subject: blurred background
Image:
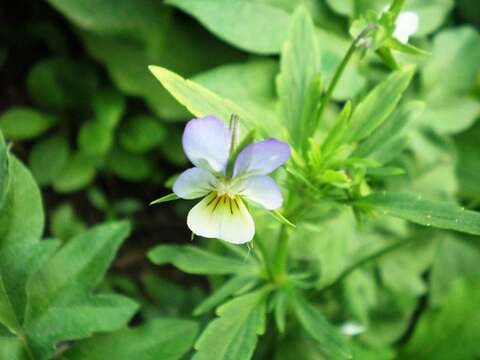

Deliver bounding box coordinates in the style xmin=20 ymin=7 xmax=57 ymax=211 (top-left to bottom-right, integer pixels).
xmin=0 ymin=1 xmax=479 ymax=356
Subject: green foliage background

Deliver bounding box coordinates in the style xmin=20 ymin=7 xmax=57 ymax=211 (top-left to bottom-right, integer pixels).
xmin=0 ymin=0 xmax=479 ymax=359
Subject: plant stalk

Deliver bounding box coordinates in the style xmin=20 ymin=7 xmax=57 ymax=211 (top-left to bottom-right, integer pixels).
xmin=311 ymin=24 xmax=377 ymax=132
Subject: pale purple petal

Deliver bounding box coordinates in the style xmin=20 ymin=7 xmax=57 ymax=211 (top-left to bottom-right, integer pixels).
xmin=233 ymin=175 xmax=283 ymax=210
xmin=233 ymin=139 xmax=290 ymax=177
xmin=173 ymin=167 xmax=218 ymax=199
xmin=183 ymin=116 xmax=231 ymax=173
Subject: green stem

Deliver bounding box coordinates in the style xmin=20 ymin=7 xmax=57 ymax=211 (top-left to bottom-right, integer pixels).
xmin=255 ymin=236 xmax=274 ymax=280
xmin=273 ymin=224 xmax=289 ymax=283
xmin=311 ymin=24 xmax=377 ymax=132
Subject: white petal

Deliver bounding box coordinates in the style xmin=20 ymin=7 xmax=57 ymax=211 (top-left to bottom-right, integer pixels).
xmin=187 ymin=194 xmax=255 ymax=244
xmin=393 ymin=11 xmax=419 ymax=43
xmin=182 ymin=116 xmax=231 ymax=173
xmin=233 ymin=175 xmax=283 ymax=210
xmin=173 ymin=167 xmax=218 ymax=199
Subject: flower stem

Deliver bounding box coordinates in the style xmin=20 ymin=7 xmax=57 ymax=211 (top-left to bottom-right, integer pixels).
xmin=273 ymin=223 xmax=290 ymax=283
xmin=311 ymin=24 xmax=377 ymax=132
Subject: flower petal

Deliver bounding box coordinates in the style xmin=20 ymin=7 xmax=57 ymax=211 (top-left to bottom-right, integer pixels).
xmin=182 ymin=116 xmax=231 ymax=173
xmin=393 ymin=11 xmax=419 ymax=43
xmin=233 ymin=139 xmax=290 ymax=177
xmin=233 ymin=175 xmax=283 ymax=210
xmin=187 ymin=193 xmax=255 ymax=244
xmin=173 ymin=167 xmax=218 ymax=199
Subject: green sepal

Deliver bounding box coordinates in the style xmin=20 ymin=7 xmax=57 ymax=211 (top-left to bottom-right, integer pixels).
xmin=150 ymin=193 xmax=179 ymax=205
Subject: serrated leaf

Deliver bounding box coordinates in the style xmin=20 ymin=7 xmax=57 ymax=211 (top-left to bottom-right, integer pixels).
xmin=291 ymin=292 xmax=351 ymax=359
xmin=354 ymin=192 xmax=480 ymax=235
xmin=277 ymin=6 xmax=321 ymax=146
xmin=346 ymin=66 xmax=415 ymax=143
xmin=25 ymin=221 xmax=137 ymax=359
xmin=0 ymin=107 xmax=57 ymax=140
xmin=148 ymin=245 xmax=258 ymax=275
xmin=0 ymin=131 xmax=10 ymax=207
xmin=64 ymin=318 xmax=199 ymax=360
xmin=193 ymin=288 xmax=271 ymax=360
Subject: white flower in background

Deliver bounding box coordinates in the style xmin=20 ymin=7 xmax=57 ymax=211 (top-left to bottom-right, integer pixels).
xmin=173 ymin=116 xmax=291 ymax=244
xmin=340 ymin=322 xmax=366 ymax=336
xmin=392 ymin=11 xmax=419 ymax=43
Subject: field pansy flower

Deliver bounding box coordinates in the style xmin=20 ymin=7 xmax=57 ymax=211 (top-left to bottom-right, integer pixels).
xmin=173 ymin=116 xmax=290 ymax=244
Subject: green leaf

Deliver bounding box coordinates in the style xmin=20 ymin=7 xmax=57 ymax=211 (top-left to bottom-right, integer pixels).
xmin=321 ymin=101 xmax=352 ymax=157
xmin=193 ymin=288 xmax=271 ymax=360
xmin=0 ymin=131 xmax=10 ymax=207
xmin=291 ymin=292 xmax=351 ymax=359
xmin=194 ymin=59 xmax=278 ymax=127
xmin=399 ymin=275 xmax=480 ymax=360
xmin=45 ymin=0 xmax=162 ymax=35
xmin=0 ymin=157 xmax=45 ymax=252
xmin=50 ymin=203 xmax=86 ymax=242
xmin=0 ymin=336 xmax=26 ymax=360
xmin=422 ymin=26 xmax=480 ymax=93
xmin=78 ymin=121 xmax=114 ymax=156
xmin=0 ymin=108 xmax=57 ymax=140
xmin=418 ymin=95 xmax=480 ymax=134
xmin=148 ymin=65 xmax=259 ymax=131
xmin=354 ymin=192 xmax=480 ymax=235
xmin=25 ymin=221 xmax=137 ymax=359
xmin=346 ymin=66 xmax=415 ymax=143
xmin=29 ymin=135 xmax=70 ymax=186
xmin=149 ymin=193 xmax=179 ymax=205
xmin=148 ymin=245 xmax=258 ymax=275
xmin=106 ymin=148 xmax=153 ymax=182
xmin=93 ymin=89 xmax=126 ymax=128
xmin=167 ymin=0 xmax=290 ymax=54
xmin=193 ymin=276 xmax=255 ymax=316
xmin=119 ymin=115 xmax=167 ymax=154
xmin=277 ymin=6 xmax=321 ymax=146
xmin=79 ymin=11 xmax=241 ymax=121
xmin=64 ymin=318 xmax=198 ymax=360
xmin=430 ymin=235 xmax=480 ymax=306
xmin=53 ymin=152 xmax=96 ymax=193
xmin=353 ymin=101 xmax=423 ymax=158
xmin=26 ymin=57 xmax=98 ymax=110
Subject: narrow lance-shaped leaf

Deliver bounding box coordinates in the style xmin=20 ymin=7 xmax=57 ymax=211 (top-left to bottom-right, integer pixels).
xmin=148 ymin=66 xmax=260 ymax=132
xmin=193 ymin=276 xmax=256 ymax=316
xmin=345 ymin=66 xmax=415 ymax=143
xmin=291 ymin=292 xmax=352 ymax=359
xmin=277 ymin=6 xmax=321 ymax=147
xmin=148 ymin=245 xmax=258 ymax=275
xmin=354 ymin=192 xmax=480 ymax=236
xmin=353 ymin=101 xmax=424 ymax=158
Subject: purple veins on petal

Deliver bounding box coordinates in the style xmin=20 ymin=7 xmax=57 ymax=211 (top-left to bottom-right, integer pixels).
xmin=182 ymin=116 xmax=231 ymax=174
xmin=233 ymin=138 xmax=291 ymax=177
xmin=173 ymin=167 xmax=218 ymax=200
